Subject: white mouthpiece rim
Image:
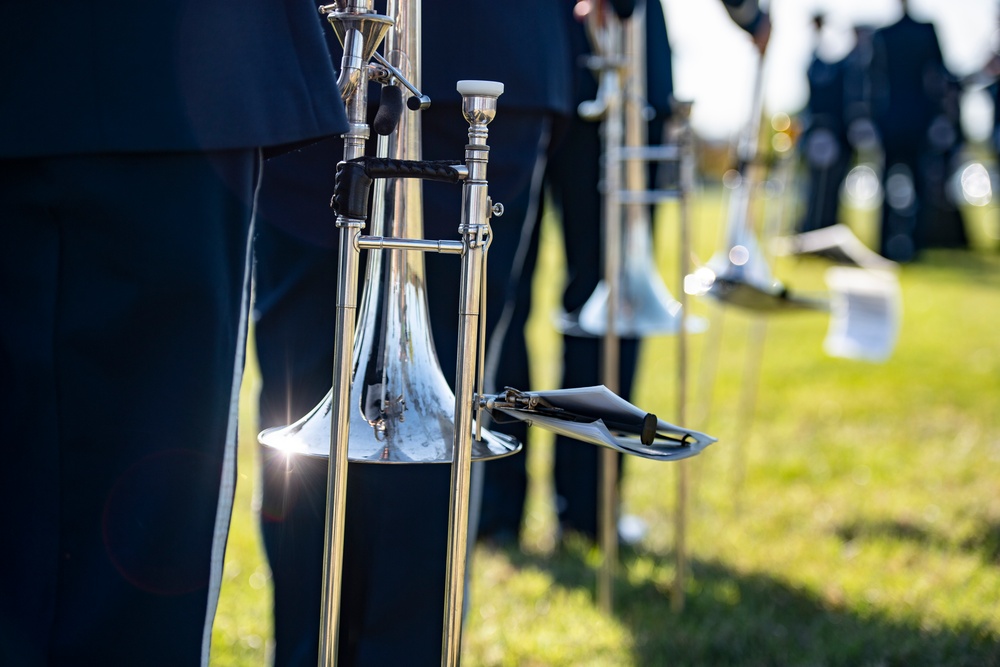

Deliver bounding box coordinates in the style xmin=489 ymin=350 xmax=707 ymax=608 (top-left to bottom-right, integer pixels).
xmin=456 ymin=80 xmax=504 ymax=97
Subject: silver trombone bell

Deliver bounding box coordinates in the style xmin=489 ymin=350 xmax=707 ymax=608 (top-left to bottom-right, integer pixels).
xmin=258 ymin=388 xmax=519 ymax=463
xmin=259 ymin=9 xmax=518 ymax=464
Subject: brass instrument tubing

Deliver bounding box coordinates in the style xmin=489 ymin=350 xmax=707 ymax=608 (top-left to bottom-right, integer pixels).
xmin=673 ymin=109 xmax=694 ymax=614
xmin=319 ymin=4 xmax=380 ymax=664
xmin=356 ymin=236 xmax=464 ymax=254
xmin=371 ymin=52 xmax=432 ymax=108
xmin=441 ymin=87 xmax=500 ymax=667
xmin=319 ymin=216 xmax=363 ymax=665
xmin=597 ymin=11 xmax=625 ymax=614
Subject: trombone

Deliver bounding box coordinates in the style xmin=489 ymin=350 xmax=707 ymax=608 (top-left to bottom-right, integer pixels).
xmin=259 ymin=2 xmax=717 ymax=664
xmin=260 ymin=1 xmax=513 ymax=662
xmin=566 ymin=2 xmax=699 ymax=339
xmin=563 ymin=0 xmax=702 ymax=611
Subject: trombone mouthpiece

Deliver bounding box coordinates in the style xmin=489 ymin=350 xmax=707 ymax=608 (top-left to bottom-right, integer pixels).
xmin=456 ymin=80 xmax=504 ymax=97
xmin=457 ymin=80 xmax=504 ymax=125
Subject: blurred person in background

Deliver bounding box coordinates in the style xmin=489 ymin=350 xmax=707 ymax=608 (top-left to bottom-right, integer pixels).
xmin=868 ymin=0 xmax=952 ymax=260
xmin=478 ymin=0 xmax=771 ymax=549
xmin=796 ymin=12 xmax=852 ymax=234
xmin=920 ymin=69 xmax=969 ymax=250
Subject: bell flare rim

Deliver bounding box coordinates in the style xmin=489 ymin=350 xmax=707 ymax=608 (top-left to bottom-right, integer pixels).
xmin=258 ymin=424 xmax=522 ymax=464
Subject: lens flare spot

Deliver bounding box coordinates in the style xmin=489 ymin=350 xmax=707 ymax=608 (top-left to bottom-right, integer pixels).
xmin=960 ymin=162 xmax=992 ymax=206
xmin=729 ymin=245 xmax=750 ymax=266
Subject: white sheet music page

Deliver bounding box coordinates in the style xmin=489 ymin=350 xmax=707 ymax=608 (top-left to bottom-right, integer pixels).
xmin=823 ymin=267 xmax=902 ymax=363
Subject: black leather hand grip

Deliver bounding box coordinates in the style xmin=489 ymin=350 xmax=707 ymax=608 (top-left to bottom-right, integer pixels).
xmin=332 ymin=157 xmax=463 ymax=219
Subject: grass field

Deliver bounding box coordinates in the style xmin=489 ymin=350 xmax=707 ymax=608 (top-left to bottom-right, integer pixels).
xmin=211 ymin=181 xmax=1000 ymax=666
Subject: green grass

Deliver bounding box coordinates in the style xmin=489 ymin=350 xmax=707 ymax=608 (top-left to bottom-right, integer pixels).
xmin=212 ymin=185 xmax=1000 ymax=666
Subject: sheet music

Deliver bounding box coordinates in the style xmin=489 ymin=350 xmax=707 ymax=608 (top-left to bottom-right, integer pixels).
xmin=494 ymin=408 xmax=620 ymax=450
xmin=522 ymin=385 xmax=656 ymax=427
xmin=491 ymin=386 xmax=717 ymax=462
xmin=772 ymin=224 xmax=899 ymax=273
xmin=824 ymin=267 xmax=902 ymax=362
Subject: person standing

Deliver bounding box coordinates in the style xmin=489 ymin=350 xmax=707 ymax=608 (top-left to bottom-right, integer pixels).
xmin=475 ymin=0 xmax=665 ymax=547
xmin=797 ymin=13 xmax=852 ymax=234
xmin=477 ymin=0 xmax=772 ymax=547
xmin=869 ymin=0 xmax=949 ymax=261
xmin=0 ymin=2 xmax=347 ymax=666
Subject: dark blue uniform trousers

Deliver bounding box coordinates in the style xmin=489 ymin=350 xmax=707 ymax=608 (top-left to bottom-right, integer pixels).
xmin=0 ymin=150 xmax=258 ymax=666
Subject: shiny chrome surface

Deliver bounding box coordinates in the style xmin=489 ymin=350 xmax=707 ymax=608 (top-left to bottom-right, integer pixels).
xmin=442 ymin=77 xmax=505 ymax=667
xmin=564 ymin=4 xmax=699 ymax=339
xmin=684 ymin=59 xmax=807 ymax=311
xmin=317 ymin=4 xmax=393 ymax=664
xmin=259 ymin=4 xmax=513 ymax=665
xmin=259 ymin=1 xmax=518 ymax=465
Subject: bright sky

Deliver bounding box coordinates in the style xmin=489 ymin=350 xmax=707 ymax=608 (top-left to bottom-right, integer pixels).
xmin=663 ymin=0 xmax=1000 ymax=141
